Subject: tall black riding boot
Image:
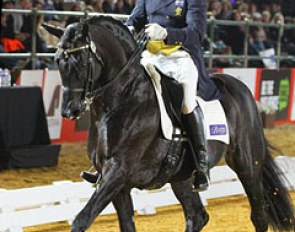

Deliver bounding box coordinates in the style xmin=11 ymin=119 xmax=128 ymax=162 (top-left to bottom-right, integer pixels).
xmin=182 ymin=105 xmax=210 ymax=192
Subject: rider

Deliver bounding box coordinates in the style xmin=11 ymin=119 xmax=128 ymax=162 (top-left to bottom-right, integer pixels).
xmin=81 ymin=0 xmax=220 ymax=192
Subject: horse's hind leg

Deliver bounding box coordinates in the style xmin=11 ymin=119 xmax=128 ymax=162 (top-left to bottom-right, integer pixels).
xmin=171 ymin=179 xmax=209 ymax=232
xmin=71 ymin=161 xmax=126 ymax=232
xmin=226 ymin=144 xmax=268 ymax=232
xmin=112 ymin=188 xmax=136 ymax=232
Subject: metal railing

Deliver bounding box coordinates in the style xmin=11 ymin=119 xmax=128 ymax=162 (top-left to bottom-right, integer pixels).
xmin=1 ymin=8 xmax=295 ymax=69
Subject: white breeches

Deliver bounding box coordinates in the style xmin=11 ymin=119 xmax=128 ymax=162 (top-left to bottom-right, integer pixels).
xmin=141 ymin=50 xmax=198 ymax=114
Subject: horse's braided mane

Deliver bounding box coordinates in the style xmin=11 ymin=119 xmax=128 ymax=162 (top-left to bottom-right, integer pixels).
xmin=84 ymin=16 xmax=137 ymax=54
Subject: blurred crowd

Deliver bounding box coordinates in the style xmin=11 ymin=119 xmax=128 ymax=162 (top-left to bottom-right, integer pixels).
xmin=206 ymin=0 xmax=295 ymax=67
xmin=1 ymin=0 xmax=295 ymax=70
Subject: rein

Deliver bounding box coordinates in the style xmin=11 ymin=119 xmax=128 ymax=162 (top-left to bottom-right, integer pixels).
xmin=89 ymin=29 xmax=148 ymax=100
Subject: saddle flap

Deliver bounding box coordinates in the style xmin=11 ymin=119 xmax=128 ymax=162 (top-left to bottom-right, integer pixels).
xmin=159 ymin=70 xmax=183 ymax=126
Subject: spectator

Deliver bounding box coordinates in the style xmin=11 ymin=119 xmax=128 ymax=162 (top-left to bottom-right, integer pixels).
xmin=248 ymin=26 xmax=275 ymax=67
xmin=18 ymin=0 xmax=48 ymax=53
xmin=52 ymin=0 xmax=63 ymax=11
xmin=270 ymin=0 xmax=282 ymax=16
xmin=224 ymin=10 xmax=246 ymax=55
xmin=252 ymin=12 xmax=262 ymax=22
xmin=1 ymin=0 xmax=25 ymax=53
xmin=43 ymin=0 xmax=60 ymax=22
xmin=238 ymin=1 xmax=249 ymax=14
xmin=208 ymin=0 xmax=222 ymax=19
xmin=101 ymin=0 xmax=116 ymax=13
xmin=268 ymin=12 xmax=284 ymax=46
xmin=261 ymin=10 xmax=271 ymax=23
xmin=65 ymin=3 xmax=83 ymax=27
xmin=84 ymin=0 xmax=102 ymax=12
xmin=249 ymin=1 xmax=258 ymax=15
xmin=114 ymin=0 xmax=132 ymax=14
xmin=125 ymin=0 xmax=135 ymax=13
xmin=91 ymin=0 xmax=103 ymax=12
xmin=219 ymin=0 xmax=232 ymax=20
xmin=1 ymin=11 xmax=24 ymax=69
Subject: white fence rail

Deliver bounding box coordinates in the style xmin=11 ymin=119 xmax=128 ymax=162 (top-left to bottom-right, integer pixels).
xmin=0 ymin=156 xmax=294 ymax=232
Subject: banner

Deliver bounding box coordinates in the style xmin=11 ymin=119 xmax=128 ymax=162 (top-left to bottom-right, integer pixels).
xmin=222 ymin=68 xmax=257 ymax=97
xmin=259 ymin=69 xmax=291 ymax=121
xmin=43 ymin=70 xmax=63 ymax=140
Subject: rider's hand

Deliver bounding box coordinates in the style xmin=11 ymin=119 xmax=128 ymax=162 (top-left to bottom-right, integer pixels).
xmin=127 ymin=25 xmax=135 ymax=35
xmin=145 ymin=23 xmax=167 ymax=41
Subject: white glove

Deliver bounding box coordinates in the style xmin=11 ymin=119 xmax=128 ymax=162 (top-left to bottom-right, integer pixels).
xmin=145 ymin=23 xmax=167 ymax=41
xmin=127 ymin=25 xmax=135 ymax=35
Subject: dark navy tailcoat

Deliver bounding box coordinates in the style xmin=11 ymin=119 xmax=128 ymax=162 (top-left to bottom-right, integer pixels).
xmin=126 ymin=0 xmax=220 ymax=100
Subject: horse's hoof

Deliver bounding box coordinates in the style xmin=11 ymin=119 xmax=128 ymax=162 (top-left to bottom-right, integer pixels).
xmin=71 ymin=223 xmax=86 ymax=232
xmin=71 ymin=227 xmax=85 ymax=232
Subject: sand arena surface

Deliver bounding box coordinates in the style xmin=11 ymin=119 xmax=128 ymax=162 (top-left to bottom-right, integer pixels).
xmin=0 ymin=125 xmax=294 ymax=231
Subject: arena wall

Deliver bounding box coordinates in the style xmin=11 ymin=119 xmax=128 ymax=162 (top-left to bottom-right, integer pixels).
xmin=18 ymin=68 xmax=295 ymax=142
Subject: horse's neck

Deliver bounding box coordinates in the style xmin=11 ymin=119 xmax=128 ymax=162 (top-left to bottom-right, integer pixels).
xmin=91 ymin=26 xmax=135 ymax=81
xmin=96 ymin=65 xmax=157 ymax=117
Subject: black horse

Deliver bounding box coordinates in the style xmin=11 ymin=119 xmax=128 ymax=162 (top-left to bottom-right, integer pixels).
xmin=43 ymin=16 xmax=295 ymax=232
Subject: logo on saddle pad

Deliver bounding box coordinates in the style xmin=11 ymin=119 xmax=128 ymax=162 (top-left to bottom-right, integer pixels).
xmin=209 ymin=124 xmax=227 ymax=136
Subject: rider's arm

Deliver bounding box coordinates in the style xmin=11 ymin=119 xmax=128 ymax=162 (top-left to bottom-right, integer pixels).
xmin=126 ymin=0 xmax=147 ymax=32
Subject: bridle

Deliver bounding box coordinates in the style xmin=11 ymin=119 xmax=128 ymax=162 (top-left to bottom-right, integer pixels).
xmin=58 ymin=34 xmax=104 ymax=106
xmin=58 ymin=29 xmax=148 ymax=107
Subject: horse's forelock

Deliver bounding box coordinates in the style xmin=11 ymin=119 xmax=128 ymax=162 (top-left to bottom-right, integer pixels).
xmin=60 ymin=24 xmax=79 ymax=47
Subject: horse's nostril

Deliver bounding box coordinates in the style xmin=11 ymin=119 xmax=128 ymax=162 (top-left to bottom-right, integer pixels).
xmin=61 ymin=109 xmax=71 ymax=118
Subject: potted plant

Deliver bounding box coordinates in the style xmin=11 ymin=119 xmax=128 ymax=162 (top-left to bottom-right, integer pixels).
xmin=256 ymin=101 xmax=277 ymax=129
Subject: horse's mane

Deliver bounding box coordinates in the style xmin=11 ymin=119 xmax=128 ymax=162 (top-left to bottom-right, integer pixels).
xmin=84 ymin=16 xmax=137 ymax=54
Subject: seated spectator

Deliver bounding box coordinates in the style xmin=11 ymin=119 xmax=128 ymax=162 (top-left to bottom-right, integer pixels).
xmin=209 ymin=0 xmax=222 ymax=19
xmin=65 ymin=3 xmax=83 ymax=27
xmin=261 ymin=10 xmax=271 ymax=23
xmin=270 ymin=0 xmax=282 ymax=16
xmin=1 ymin=0 xmax=25 ymax=53
xmin=83 ymin=0 xmax=103 ymax=12
xmin=52 ymin=0 xmax=63 ymax=11
xmin=223 ymin=10 xmax=246 ymax=55
xmin=268 ymin=12 xmax=284 ymax=46
xmin=114 ymin=0 xmax=132 ymax=14
xmin=248 ymin=27 xmax=275 ymax=67
xmin=17 ymin=0 xmax=48 ymax=53
xmin=219 ymin=0 xmax=232 ymax=20
xmin=43 ymin=0 xmax=60 ymax=22
xmin=252 ymin=12 xmax=262 ymax=22
xmin=125 ymin=0 xmax=135 ymax=13
xmin=249 ymin=1 xmax=258 ymax=15
xmin=101 ymin=0 xmax=116 ymax=13
xmin=1 ymin=13 xmax=23 ymax=69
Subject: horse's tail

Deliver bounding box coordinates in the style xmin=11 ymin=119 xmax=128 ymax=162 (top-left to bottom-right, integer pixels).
xmin=262 ymin=141 xmax=295 ymax=231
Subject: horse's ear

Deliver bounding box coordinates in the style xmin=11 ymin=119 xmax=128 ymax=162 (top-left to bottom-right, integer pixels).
xmin=81 ymin=23 xmax=89 ymax=37
xmin=42 ymin=23 xmax=65 ymax=38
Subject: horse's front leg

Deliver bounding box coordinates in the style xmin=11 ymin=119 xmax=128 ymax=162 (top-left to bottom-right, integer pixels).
xmin=112 ymin=188 xmax=136 ymax=232
xmin=71 ymin=160 xmax=126 ymax=232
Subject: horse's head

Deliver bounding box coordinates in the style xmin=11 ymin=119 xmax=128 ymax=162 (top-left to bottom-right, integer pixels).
xmin=44 ymin=17 xmax=139 ymax=119
xmin=43 ymin=21 xmax=104 ymax=119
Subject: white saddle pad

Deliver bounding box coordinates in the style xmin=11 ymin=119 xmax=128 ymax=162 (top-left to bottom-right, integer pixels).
xmin=196 ymin=96 xmax=229 ymax=144
xmin=141 ymin=61 xmax=229 ymax=144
